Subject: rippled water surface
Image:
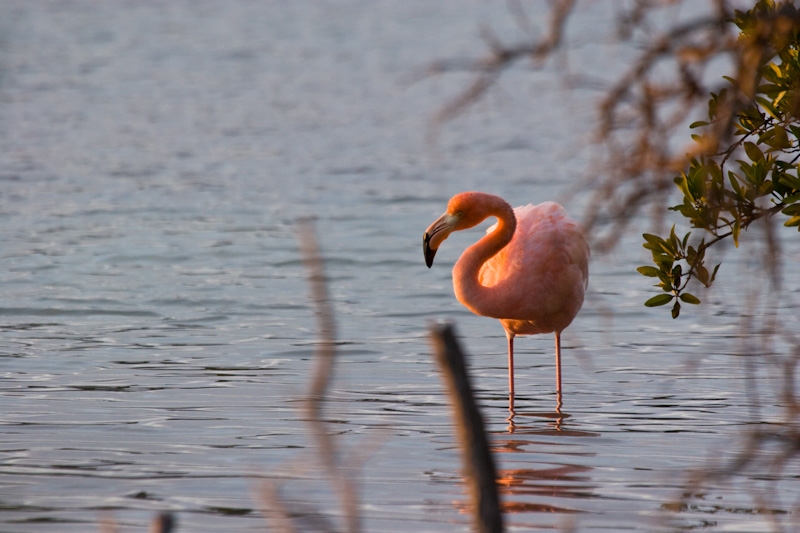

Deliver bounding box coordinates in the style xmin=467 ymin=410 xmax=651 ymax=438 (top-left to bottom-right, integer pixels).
xmin=2 ymin=1 xmax=799 ymax=531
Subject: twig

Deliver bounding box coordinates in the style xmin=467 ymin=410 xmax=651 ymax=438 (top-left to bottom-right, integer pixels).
xmin=149 ymin=512 xmax=176 ymax=533
xmin=296 ymin=219 xmax=361 ymax=533
xmin=429 ymin=322 xmax=504 ymax=533
xmin=258 ymin=481 xmax=298 ymax=533
xmin=259 ymin=220 xmax=361 ymax=533
xmin=424 ymin=0 xmax=574 ymax=125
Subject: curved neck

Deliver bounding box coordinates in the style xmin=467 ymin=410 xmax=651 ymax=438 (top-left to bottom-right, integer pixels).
xmin=452 ymin=197 xmax=516 ymax=318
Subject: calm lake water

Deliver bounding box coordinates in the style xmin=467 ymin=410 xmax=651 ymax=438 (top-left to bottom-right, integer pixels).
xmin=2 ymin=1 xmax=799 ymax=531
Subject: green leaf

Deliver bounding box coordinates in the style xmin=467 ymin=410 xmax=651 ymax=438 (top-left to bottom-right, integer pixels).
xmin=669 ymin=225 xmax=679 ymax=252
xmin=781 ymin=203 xmax=800 ymax=216
xmin=637 ymin=266 xmax=660 ymax=277
xmin=710 ymin=264 xmax=721 ymax=284
xmin=696 ymin=264 xmax=710 ymax=285
xmin=671 ymin=301 xmax=681 ymax=319
xmin=744 ymin=141 xmax=764 ymax=162
xmin=729 ymin=171 xmax=743 ymax=197
xmin=675 ymin=174 xmax=693 ymax=202
xmin=778 ymin=173 xmax=800 ymax=191
xmin=643 ymin=233 xmax=675 ymax=255
xmin=642 ymin=233 xmax=663 ymax=246
xmin=732 ymin=219 xmax=741 ymax=248
xmin=771 ymin=126 xmax=790 ymax=150
xmin=687 ymin=245 xmax=697 ymax=265
xmin=645 ymin=294 xmax=674 ymax=307
xmin=737 ymin=160 xmax=755 ymax=186
xmin=656 ymin=269 xmax=673 ymax=287
xmin=680 ymin=293 xmax=701 ymax=304
xmin=690 ymin=120 xmax=709 ymax=129
xmin=784 ymin=215 xmax=800 ymax=227
xmin=756 ymin=96 xmax=779 ymax=120
xmin=651 ymin=251 xmax=673 ymax=266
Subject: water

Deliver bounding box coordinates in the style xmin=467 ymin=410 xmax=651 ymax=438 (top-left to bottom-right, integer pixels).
xmin=1 ymin=1 xmax=799 ymax=531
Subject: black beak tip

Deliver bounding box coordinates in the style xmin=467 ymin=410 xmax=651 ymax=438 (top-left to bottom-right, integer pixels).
xmin=423 ymin=233 xmax=436 ymax=268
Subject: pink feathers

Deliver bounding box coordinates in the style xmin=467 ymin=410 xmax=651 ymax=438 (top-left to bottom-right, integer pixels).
xmin=479 ymin=201 xmax=589 ymax=336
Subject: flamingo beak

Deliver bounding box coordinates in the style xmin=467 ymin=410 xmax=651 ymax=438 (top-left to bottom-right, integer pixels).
xmin=423 ymin=232 xmax=438 ymax=268
xmin=423 ymin=213 xmax=456 ymax=268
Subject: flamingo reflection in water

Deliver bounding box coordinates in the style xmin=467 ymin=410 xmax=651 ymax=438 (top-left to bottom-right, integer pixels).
xmin=424 ymin=192 xmax=589 ymax=415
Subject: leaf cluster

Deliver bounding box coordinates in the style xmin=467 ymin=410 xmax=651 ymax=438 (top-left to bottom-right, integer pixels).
xmin=638 ymin=227 xmax=717 ymax=318
xmin=639 ymin=0 xmax=800 ymax=317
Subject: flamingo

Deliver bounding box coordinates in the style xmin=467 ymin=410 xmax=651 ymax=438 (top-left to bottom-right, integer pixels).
xmin=423 ymin=192 xmax=589 ymax=413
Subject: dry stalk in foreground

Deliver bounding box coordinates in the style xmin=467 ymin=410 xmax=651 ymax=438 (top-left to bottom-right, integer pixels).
xmin=429 ymin=322 xmax=504 ymax=533
xmin=258 ymin=220 xmax=361 ymax=533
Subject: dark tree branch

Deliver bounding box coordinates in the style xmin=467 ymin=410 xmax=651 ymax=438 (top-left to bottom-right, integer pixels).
xmin=429 ymin=323 xmax=504 ymax=533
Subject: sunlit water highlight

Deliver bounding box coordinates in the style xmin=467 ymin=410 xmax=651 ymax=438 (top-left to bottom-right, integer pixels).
xmin=1 ymin=1 xmax=799 ymax=531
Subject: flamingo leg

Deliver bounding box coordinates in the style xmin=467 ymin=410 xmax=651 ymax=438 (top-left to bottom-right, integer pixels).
xmin=555 ymin=331 xmax=562 ymax=394
xmin=507 ymin=334 xmax=515 ymax=414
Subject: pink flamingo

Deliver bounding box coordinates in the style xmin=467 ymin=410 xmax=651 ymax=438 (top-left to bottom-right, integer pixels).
xmin=423 ymin=192 xmax=589 ymax=413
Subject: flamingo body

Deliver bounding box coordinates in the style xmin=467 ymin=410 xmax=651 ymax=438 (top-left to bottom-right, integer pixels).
xmin=423 ymin=192 xmax=589 ymax=413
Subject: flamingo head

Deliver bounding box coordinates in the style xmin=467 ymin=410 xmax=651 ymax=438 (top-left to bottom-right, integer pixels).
xmin=423 ymin=211 xmax=460 ymax=268
xmin=424 ymin=194 xmax=484 ymax=267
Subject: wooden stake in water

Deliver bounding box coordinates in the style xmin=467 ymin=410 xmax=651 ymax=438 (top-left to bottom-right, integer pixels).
xmin=429 ymin=323 xmax=504 ymax=533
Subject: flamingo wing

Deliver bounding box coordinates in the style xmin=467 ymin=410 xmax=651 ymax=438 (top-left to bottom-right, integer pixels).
xmin=479 ymin=202 xmax=589 ymax=332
